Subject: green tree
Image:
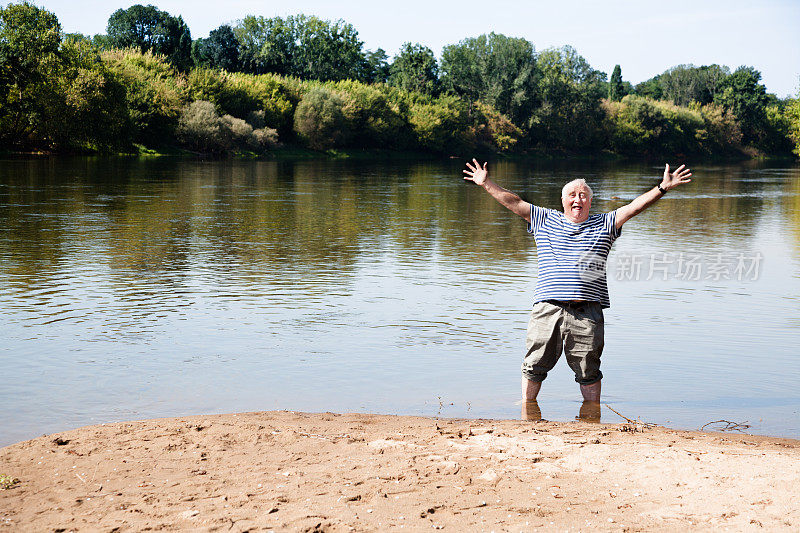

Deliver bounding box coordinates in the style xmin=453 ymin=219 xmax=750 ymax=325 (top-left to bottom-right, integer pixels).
xmin=101 ymin=48 xmax=188 ymax=145
xmin=608 ymin=64 xmax=624 ymax=101
xmin=714 ymin=66 xmax=769 ymax=146
xmin=192 ymin=25 xmax=240 ymax=71
xmin=233 ymin=14 xmax=366 ymax=82
xmin=530 ymin=45 xmax=606 ymax=150
xmin=657 ymin=64 xmax=730 ymax=106
xmin=0 ymin=1 xmax=61 ymax=147
xmin=439 ymin=32 xmax=537 ymax=127
xmin=363 ymin=48 xmax=390 ymax=84
xmin=787 ymin=90 xmax=800 ymax=156
xmin=293 ymin=86 xmax=353 ymax=149
xmin=106 ymin=4 xmax=192 ymax=71
xmin=388 ymin=42 xmax=439 ymax=95
xmin=634 ymin=76 xmax=663 ymax=100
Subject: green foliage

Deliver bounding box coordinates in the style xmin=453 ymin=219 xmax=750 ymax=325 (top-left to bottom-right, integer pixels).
xmin=102 ymin=48 xmax=188 ymax=144
xmin=787 ymin=91 xmax=800 ymax=157
xmin=714 ymin=66 xmax=769 ymax=147
xmin=0 ymin=1 xmax=62 ymax=146
xmin=602 ymin=95 xmax=742 ymax=156
xmin=760 ymin=103 xmax=794 ymax=154
xmin=471 ymin=101 xmax=523 ymax=152
xmin=177 ymin=99 xmax=277 ymax=153
xmin=694 ymin=102 xmax=742 ymax=154
xmin=608 ymin=64 xmax=624 ymax=102
xmin=656 ymin=64 xmax=730 ymax=106
xmin=530 ymin=45 xmax=606 ymax=150
xmin=407 ymin=94 xmax=472 ymax=153
xmin=293 ymin=87 xmax=354 ymax=149
xmin=634 ymin=77 xmax=663 ymax=100
xmin=234 ymin=14 xmax=366 ymax=82
xmin=106 ymin=4 xmax=192 ymax=71
xmin=47 ymin=38 xmax=131 ymax=149
xmin=440 ymin=33 xmax=537 ymax=127
xmin=388 ymin=42 xmax=439 ymax=95
xmin=192 ymin=25 xmax=240 ymax=71
xmin=187 ymin=68 xmax=296 ymax=137
xmin=363 ymin=48 xmax=390 ymax=84
xmin=330 ymin=80 xmax=410 ymax=147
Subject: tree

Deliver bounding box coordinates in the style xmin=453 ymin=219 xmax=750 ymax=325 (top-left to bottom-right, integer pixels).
xmin=192 ymin=25 xmax=240 ymax=71
xmin=530 ymin=45 xmax=606 ymax=149
xmin=233 ymin=14 xmax=367 ymax=82
xmin=388 ymin=42 xmax=439 ymax=95
xmin=608 ymin=64 xmax=624 ymax=101
xmin=787 ymin=89 xmax=800 ymax=157
xmin=714 ymin=66 xmax=769 ymax=146
xmin=106 ymin=4 xmax=192 ymax=71
xmin=363 ymin=48 xmax=389 ymax=84
xmin=634 ymin=76 xmax=663 ymax=100
xmin=440 ymin=32 xmax=537 ymax=127
xmin=657 ymin=64 xmax=731 ymax=106
xmin=293 ymin=87 xmax=352 ymax=149
xmin=0 ymin=1 xmax=62 ymax=146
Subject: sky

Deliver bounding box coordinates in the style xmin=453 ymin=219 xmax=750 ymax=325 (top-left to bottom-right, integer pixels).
xmin=17 ymin=0 xmax=800 ymax=97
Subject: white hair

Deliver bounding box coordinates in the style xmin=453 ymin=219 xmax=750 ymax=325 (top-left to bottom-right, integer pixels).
xmin=561 ymin=179 xmax=593 ymax=199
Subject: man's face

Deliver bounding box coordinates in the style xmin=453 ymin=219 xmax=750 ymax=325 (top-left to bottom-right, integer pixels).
xmin=562 ymin=184 xmax=592 ymax=223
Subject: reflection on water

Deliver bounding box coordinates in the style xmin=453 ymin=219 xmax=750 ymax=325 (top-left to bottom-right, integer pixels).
xmin=521 ymin=400 xmax=601 ymax=423
xmin=1 ymin=157 xmax=799 ymax=446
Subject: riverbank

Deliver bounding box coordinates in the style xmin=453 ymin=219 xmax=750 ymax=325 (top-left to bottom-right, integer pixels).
xmin=2 ymin=411 xmax=799 ymax=531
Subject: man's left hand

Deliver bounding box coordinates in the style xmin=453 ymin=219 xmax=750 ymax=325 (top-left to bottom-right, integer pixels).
xmin=661 ymin=164 xmax=692 ymax=191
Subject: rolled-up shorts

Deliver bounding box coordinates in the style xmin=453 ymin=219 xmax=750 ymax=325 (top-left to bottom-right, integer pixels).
xmin=521 ymin=300 xmax=604 ymax=385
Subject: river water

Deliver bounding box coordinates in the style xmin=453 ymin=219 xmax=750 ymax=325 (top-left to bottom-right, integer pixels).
xmin=1 ymin=156 xmax=799 ymax=446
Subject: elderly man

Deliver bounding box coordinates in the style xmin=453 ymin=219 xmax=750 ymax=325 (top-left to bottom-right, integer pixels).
xmin=462 ymin=160 xmax=692 ymax=404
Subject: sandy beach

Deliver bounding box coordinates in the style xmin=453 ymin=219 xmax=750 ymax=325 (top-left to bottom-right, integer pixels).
xmin=2 ymin=410 xmax=800 ymax=531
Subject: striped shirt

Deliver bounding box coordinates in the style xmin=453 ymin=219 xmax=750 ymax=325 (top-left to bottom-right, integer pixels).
xmin=527 ymin=205 xmax=622 ymax=308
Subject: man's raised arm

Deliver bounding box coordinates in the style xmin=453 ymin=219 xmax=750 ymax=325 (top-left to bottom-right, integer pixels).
xmin=614 ymin=163 xmax=693 ymax=230
xmin=463 ymin=159 xmax=532 ymax=222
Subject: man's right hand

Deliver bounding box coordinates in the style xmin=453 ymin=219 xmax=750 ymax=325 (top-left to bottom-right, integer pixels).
xmin=463 ymin=159 xmax=488 ymax=186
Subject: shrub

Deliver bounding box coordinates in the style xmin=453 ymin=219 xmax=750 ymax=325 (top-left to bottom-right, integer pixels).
xmin=101 ymin=48 xmax=188 ymax=145
xmin=187 ymin=68 xmax=296 ymax=138
xmin=787 ymin=96 xmax=800 ymax=157
xmin=696 ymin=102 xmax=742 ymax=154
xmin=330 ymin=80 xmax=409 ymax=148
xmin=177 ymin=100 xmax=277 ymax=153
xmin=293 ymin=87 xmax=353 ymax=150
xmin=407 ymin=94 xmax=472 ymax=153
xmin=472 ymin=102 xmax=523 ymax=152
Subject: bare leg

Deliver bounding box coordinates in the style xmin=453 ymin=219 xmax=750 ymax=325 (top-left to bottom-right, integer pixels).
xmin=579 ymin=380 xmax=601 ymax=402
xmin=522 ymin=376 xmax=541 ymax=400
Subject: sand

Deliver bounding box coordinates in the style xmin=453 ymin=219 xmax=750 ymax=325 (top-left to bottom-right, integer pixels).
xmin=2 ymin=410 xmax=800 ymax=532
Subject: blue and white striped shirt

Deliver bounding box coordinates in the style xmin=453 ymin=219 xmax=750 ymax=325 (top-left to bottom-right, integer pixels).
xmin=527 ymin=205 xmax=622 ymax=308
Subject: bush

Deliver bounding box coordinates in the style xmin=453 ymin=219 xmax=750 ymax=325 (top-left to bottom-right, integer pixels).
xmin=293 ymin=87 xmax=353 ymax=150
xmin=471 ymin=102 xmax=523 ymax=152
xmin=603 ymin=95 xmax=710 ymax=156
xmin=101 ymin=48 xmax=188 ymax=145
xmin=187 ymin=68 xmax=296 ymax=138
xmin=400 ymin=94 xmax=471 ymax=153
xmin=177 ymin=100 xmax=277 ymax=153
xmin=330 ymin=80 xmax=409 ymax=148
xmin=787 ymin=96 xmax=800 ymax=157
xmin=48 ymin=38 xmax=131 ymax=150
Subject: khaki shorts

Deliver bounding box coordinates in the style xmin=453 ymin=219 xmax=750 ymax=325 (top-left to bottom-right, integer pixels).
xmin=522 ymin=300 xmax=604 ymax=385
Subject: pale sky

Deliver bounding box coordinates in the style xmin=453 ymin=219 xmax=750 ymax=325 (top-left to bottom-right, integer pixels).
xmin=17 ymin=0 xmax=800 ymax=97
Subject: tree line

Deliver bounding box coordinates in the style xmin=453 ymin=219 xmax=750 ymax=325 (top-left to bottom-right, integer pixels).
xmin=1 ymin=2 xmax=799 ymax=157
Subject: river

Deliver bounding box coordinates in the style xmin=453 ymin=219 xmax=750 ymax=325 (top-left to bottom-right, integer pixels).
xmin=1 ymin=156 xmax=799 ymax=446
